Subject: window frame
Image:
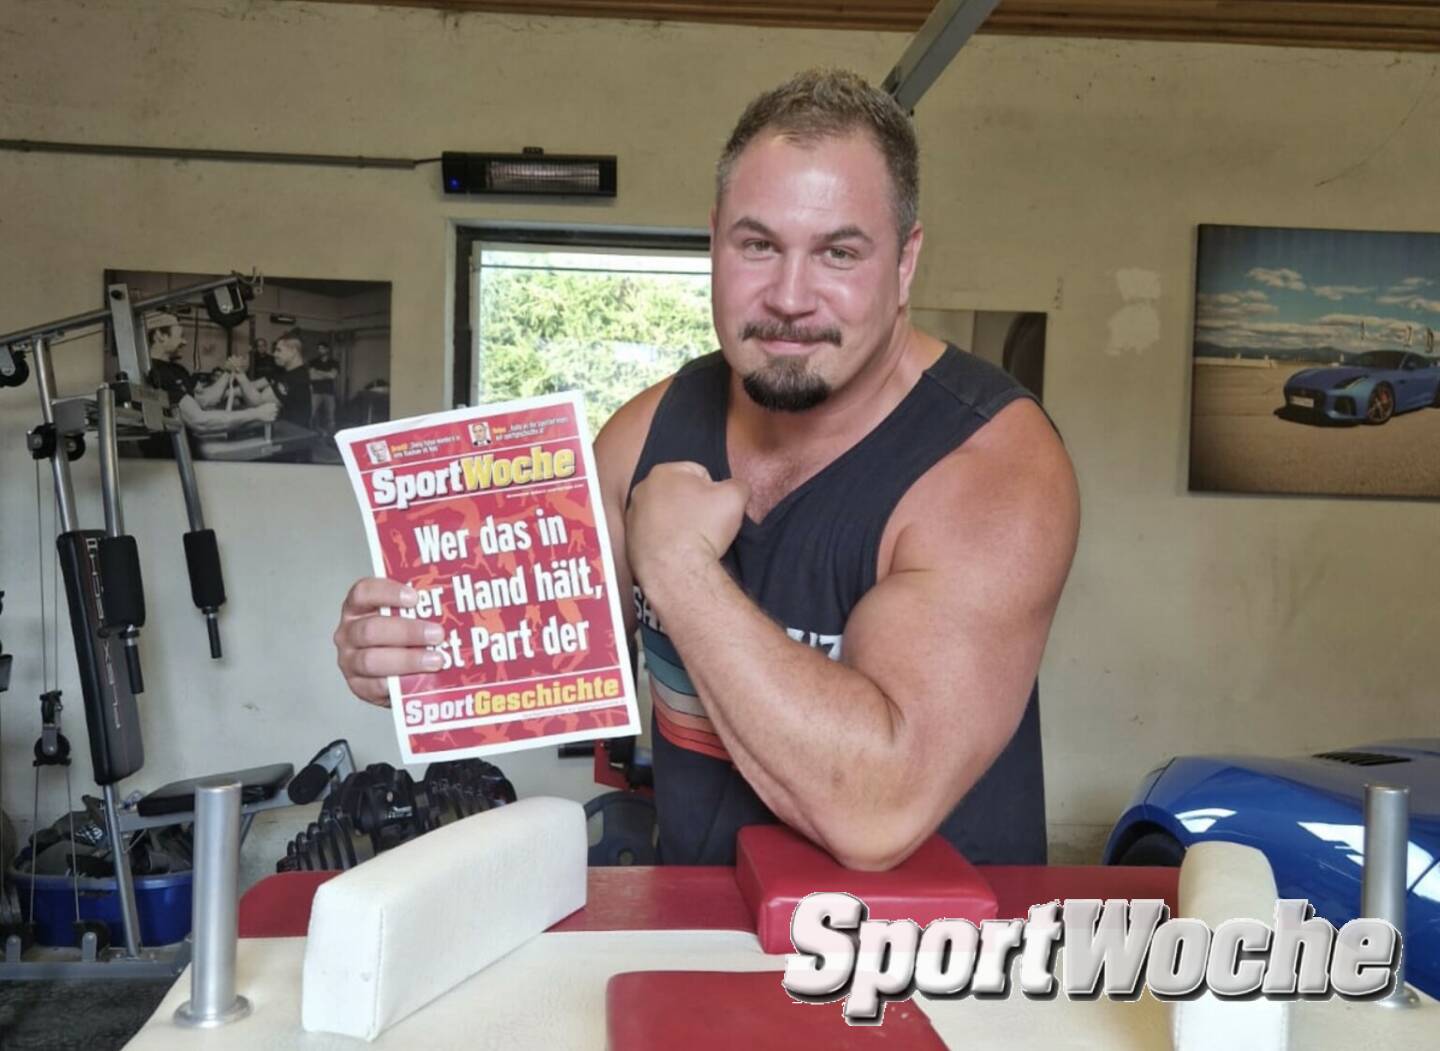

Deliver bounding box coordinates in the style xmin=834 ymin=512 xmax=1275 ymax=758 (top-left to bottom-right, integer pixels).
xmin=452 ymin=223 xmax=711 ymax=409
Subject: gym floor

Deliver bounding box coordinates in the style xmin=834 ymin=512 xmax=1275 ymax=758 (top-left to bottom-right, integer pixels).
xmin=0 ymin=809 xmax=303 ymax=1048
xmin=0 ymin=978 xmax=172 ymax=1049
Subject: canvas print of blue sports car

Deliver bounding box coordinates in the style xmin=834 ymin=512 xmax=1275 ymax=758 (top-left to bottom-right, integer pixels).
xmin=1189 ymin=224 xmax=1440 ymax=499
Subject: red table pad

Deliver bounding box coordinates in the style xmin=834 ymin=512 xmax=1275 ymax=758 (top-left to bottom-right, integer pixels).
xmin=238 ymin=866 xmax=753 ymax=939
xmin=735 ymin=825 xmax=999 ymax=955
xmin=606 ymin=970 xmax=947 ymax=1050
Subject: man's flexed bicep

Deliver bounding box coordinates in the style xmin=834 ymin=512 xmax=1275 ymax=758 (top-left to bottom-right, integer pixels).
xmin=649 ymin=397 xmax=1078 ymax=870
xmin=839 ymin=398 xmax=1080 ymax=852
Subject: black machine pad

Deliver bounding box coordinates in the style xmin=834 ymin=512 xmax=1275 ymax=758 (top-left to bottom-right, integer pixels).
xmin=137 ymin=763 xmax=294 ymax=817
xmin=58 ymin=531 xmax=144 ymax=784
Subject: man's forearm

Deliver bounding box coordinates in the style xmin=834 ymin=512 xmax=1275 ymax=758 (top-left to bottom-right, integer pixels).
xmin=641 ymin=553 xmax=915 ymax=864
xmin=231 ymin=373 xmax=276 ymax=406
xmin=179 ymin=402 xmax=262 ymax=436
xmin=192 ymin=380 xmax=227 ymax=409
xmin=182 ymin=412 xmax=238 ymax=436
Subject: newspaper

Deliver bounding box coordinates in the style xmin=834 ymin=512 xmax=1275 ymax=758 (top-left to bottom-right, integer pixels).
xmin=336 ymin=392 xmax=638 ymax=761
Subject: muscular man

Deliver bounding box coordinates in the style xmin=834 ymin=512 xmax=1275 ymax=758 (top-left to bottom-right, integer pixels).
xmin=335 ymin=70 xmax=1078 ymax=870
xmin=309 ymin=341 xmax=339 ymax=434
xmin=251 ymin=335 xmax=283 ymax=384
xmin=270 ymin=334 xmax=313 ymax=429
xmin=145 ymin=312 xmax=277 ymax=436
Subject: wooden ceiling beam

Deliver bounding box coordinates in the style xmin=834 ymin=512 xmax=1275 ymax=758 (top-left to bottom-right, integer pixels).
xmin=301 ymin=1 xmax=1440 ymax=52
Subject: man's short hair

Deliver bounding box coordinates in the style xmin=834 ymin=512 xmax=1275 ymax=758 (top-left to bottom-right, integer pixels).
xmin=144 ymin=311 xmax=180 ymax=347
xmin=716 ymin=68 xmax=919 ymax=250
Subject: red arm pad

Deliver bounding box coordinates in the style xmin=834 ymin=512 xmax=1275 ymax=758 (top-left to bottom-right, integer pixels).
xmin=606 ymin=970 xmax=946 ymax=1049
xmin=735 ymin=825 xmax=999 ymax=954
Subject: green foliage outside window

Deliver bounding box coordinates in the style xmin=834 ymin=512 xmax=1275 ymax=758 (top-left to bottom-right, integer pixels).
xmin=478 ymin=253 xmax=714 ymax=436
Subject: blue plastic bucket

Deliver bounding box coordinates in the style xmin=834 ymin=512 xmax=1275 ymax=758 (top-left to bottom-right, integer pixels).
xmin=7 ymin=867 xmax=194 ymax=946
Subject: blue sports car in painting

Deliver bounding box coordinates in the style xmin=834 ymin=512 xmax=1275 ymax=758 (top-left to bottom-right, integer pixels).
xmin=1104 ymin=739 xmax=1440 ymax=998
xmin=1282 ymin=351 xmax=1440 ymax=424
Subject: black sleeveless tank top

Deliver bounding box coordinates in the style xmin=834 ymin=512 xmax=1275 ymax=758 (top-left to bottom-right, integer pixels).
xmin=628 ymin=345 xmax=1048 ymax=866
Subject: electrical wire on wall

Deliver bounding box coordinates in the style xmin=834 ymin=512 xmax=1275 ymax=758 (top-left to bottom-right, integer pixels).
xmin=0 ymin=139 xmax=443 ymax=171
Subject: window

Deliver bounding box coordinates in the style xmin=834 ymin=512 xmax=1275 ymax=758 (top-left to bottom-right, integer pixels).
xmin=456 ymin=226 xmax=712 ymax=437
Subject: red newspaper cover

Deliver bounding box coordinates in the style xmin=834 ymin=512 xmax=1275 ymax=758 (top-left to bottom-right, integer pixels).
xmin=336 ymin=392 xmax=638 ymax=762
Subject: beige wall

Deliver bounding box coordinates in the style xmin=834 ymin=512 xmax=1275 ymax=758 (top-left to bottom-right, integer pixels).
xmin=2 ymin=0 xmax=1437 ymax=864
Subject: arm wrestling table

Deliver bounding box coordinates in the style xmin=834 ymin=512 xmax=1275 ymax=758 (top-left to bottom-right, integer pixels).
xmin=233 ymin=860 xmax=1182 ymax=941
xmin=120 ymin=820 xmax=1432 ymax=1050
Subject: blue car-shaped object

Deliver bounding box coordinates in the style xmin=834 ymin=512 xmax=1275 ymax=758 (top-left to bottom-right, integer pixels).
xmin=1104 ymin=739 xmax=1440 ymax=998
xmin=1282 ymin=350 xmax=1440 ymax=424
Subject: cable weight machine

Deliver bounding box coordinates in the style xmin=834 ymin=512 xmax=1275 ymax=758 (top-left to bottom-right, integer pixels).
xmin=0 ymin=274 xmax=255 ymax=978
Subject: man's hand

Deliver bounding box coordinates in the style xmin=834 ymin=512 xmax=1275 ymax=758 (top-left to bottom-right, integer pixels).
xmin=625 ymin=462 xmax=749 ymax=587
xmin=249 ymin=402 xmax=279 ymax=424
xmin=334 ymin=577 xmax=444 ymax=706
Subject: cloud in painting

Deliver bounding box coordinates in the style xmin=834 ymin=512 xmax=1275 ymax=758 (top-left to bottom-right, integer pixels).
xmin=1311 ymin=285 xmax=1374 ymax=302
xmin=1374 ymin=293 xmax=1440 ymax=312
xmin=1197 ymin=311 xmax=1436 ymax=353
xmin=1247 ymin=267 xmax=1306 ymax=291
xmin=1196 ymin=290 xmax=1278 ymax=321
